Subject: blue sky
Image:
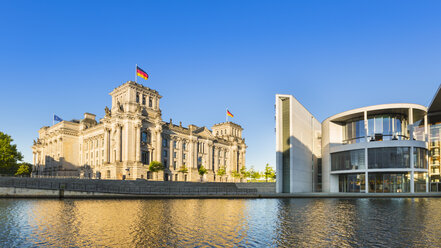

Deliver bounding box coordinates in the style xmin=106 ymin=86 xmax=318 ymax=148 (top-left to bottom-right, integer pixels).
xmin=0 ymin=0 xmax=440 ymax=171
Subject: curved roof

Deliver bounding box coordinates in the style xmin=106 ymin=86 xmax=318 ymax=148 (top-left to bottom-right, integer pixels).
xmin=324 ymin=103 xmax=427 ymax=123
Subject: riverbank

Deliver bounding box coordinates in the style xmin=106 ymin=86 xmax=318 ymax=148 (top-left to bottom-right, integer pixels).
xmin=2 ymin=187 xmax=441 ymax=199
xmin=1 ymin=177 xmax=440 ymax=199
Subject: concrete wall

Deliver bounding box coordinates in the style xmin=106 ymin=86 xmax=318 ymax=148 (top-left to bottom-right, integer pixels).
xmin=276 ymin=94 xmax=321 ymax=193
xmin=0 ymin=177 xmax=275 ymax=196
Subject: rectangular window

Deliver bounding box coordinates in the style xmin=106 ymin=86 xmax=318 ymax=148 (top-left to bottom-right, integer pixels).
xmin=173 ymin=141 xmax=177 ymax=149
xmin=368 ymin=147 xmax=410 ymax=169
xmin=142 ymin=95 xmax=146 ymax=105
xmin=414 ymin=147 xmax=428 ymax=169
xmin=163 ymin=150 xmax=167 ymax=157
xmin=331 ymin=149 xmax=365 ymax=171
xmin=163 ymin=139 xmax=168 ymax=147
xmin=173 ymin=152 xmax=177 ymax=158
xmin=141 ymin=151 xmax=149 ymax=165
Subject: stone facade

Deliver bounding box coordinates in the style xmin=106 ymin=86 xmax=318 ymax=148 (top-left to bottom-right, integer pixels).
xmin=32 ymin=81 xmax=246 ymax=181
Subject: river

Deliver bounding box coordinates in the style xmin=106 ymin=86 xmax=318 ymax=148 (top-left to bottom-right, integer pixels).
xmin=0 ymin=198 xmax=440 ymax=247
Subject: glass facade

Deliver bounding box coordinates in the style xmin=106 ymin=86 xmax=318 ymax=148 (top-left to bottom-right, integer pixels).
xmin=343 ymin=114 xmax=408 ymax=144
xmin=368 ymin=147 xmax=410 ymax=169
xmin=368 ymin=173 xmax=410 ymax=193
xmin=429 ymin=123 xmax=441 ymax=184
xmin=414 ymin=172 xmax=427 ymax=192
xmin=331 ymin=149 xmax=365 ymax=171
xmin=414 ymin=147 xmax=428 ymax=169
xmin=338 ymin=174 xmax=365 ymax=192
xmin=367 ymin=114 xmax=408 ymax=141
xmin=344 ymin=119 xmax=366 ymax=144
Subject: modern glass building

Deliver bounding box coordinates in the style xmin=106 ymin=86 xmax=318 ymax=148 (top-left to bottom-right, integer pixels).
xmin=276 ymin=85 xmax=441 ymax=193
xmin=321 ymin=104 xmax=428 ymax=193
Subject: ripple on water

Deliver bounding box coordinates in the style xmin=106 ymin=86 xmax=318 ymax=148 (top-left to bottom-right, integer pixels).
xmin=0 ymin=198 xmax=441 ymax=247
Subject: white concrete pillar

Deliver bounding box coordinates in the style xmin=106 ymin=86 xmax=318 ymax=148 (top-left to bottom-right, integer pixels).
xmin=409 ymin=108 xmax=414 ymax=140
xmin=424 ymin=114 xmax=428 ymax=142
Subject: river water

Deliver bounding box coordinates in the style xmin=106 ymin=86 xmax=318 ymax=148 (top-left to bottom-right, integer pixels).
xmin=0 ymin=198 xmax=440 ymax=247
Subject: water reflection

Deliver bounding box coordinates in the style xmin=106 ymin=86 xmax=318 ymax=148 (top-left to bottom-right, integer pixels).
xmin=0 ymin=198 xmax=441 ymax=247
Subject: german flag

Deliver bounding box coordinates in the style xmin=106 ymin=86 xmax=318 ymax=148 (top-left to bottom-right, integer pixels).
xmin=227 ymin=110 xmax=234 ymax=118
xmin=136 ymin=66 xmax=149 ymax=80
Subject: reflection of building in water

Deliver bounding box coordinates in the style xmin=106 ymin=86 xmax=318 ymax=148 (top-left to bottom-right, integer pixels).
xmin=24 ymin=199 xmax=248 ymax=247
xmin=31 ymin=81 xmax=246 ymax=181
xmin=276 ymin=85 xmax=441 ymax=193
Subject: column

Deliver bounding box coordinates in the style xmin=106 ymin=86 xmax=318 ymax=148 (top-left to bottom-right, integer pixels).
xmin=136 ymin=126 xmax=141 ymax=162
xmin=364 ymin=111 xmax=368 ymax=142
xmin=424 ymin=114 xmax=428 ymax=142
xmin=124 ymin=123 xmax=129 ymax=162
xmin=169 ymin=138 xmax=174 ymax=170
xmin=410 ymin=146 xmax=415 ymax=193
xmin=409 ymin=108 xmax=414 ymax=140
xmin=116 ymin=126 xmax=121 ymax=162
xmin=156 ymin=128 xmax=162 ymax=162
xmin=104 ymin=129 xmax=109 ymax=163
xmin=208 ymin=142 xmax=213 ymax=171
xmin=365 ymin=147 xmax=369 ymax=193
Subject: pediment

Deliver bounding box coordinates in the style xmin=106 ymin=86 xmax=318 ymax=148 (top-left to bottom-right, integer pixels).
xmin=193 ymin=127 xmax=214 ymax=138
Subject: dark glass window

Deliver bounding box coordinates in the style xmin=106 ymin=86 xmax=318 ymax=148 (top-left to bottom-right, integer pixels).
xmin=136 ymin=94 xmax=139 ymax=103
xmin=368 ymin=173 xmax=410 ymax=193
xmin=149 ymin=98 xmax=153 ymax=107
xmin=338 ymin=174 xmax=365 ymax=192
xmin=414 ymin=147 xmax=428 ymax=169
xmin=141 ymin=151 xmax=149 ymax=165
xmin=142 ymin=95 xmax=146 ymax=105
xmin=141 ymin=131 xmax=150 ymax=144
xmin=331 ymin=149 xmax=365 ymax=171
xmin=368 ymin=147 xmax=410 ymax=169
xmin=163 ymin=139 xmax=168 ymax=147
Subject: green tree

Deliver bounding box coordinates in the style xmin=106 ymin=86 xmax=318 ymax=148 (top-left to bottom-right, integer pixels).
xmin=239 ymin=166 xmax=249 ymax=182
xmin=0 ymin=132 xmax=23 ymax=175
xmin=178 ymin=165 xmax=188 ymax=174
xmin=148 ymin=161 xmax=164 ymax=180
xmin=216 ymin=166 xmax=226 ymax=182
xmin=198 ymin=165 xmax=207 ymax=182
xmin=264 ymin=163 xmax=276 ymax=182
xmin=15 ymin=162 xmax=32 ymax=176
xmin=250 ymin=169 xmax=261 ymax=181
xmin=231 ymin=171 xmax=240 ymax=181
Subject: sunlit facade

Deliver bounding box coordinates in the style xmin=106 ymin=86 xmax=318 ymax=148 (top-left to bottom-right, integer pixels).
xmin=275 ymin=86 xmax=441 ymax=193
xmin=31 ymin=81 xmax=246 ymax=181
xmin=322 ymin=104 xmax=428 ymax=193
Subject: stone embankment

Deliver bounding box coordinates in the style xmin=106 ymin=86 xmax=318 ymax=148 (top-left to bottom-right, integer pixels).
xmin=0 ymin=177 xmax=276 ymax=198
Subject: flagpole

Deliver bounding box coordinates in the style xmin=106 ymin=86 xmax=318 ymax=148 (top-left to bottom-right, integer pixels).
xmin=226 ymin=107 xmax=228 ymax=123
xmin=135 ymin=64 xmax=137 ymax=83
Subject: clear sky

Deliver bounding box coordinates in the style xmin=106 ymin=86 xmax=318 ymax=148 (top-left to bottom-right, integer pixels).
xmin=0 ymin=0 xmax=440 ymax=171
